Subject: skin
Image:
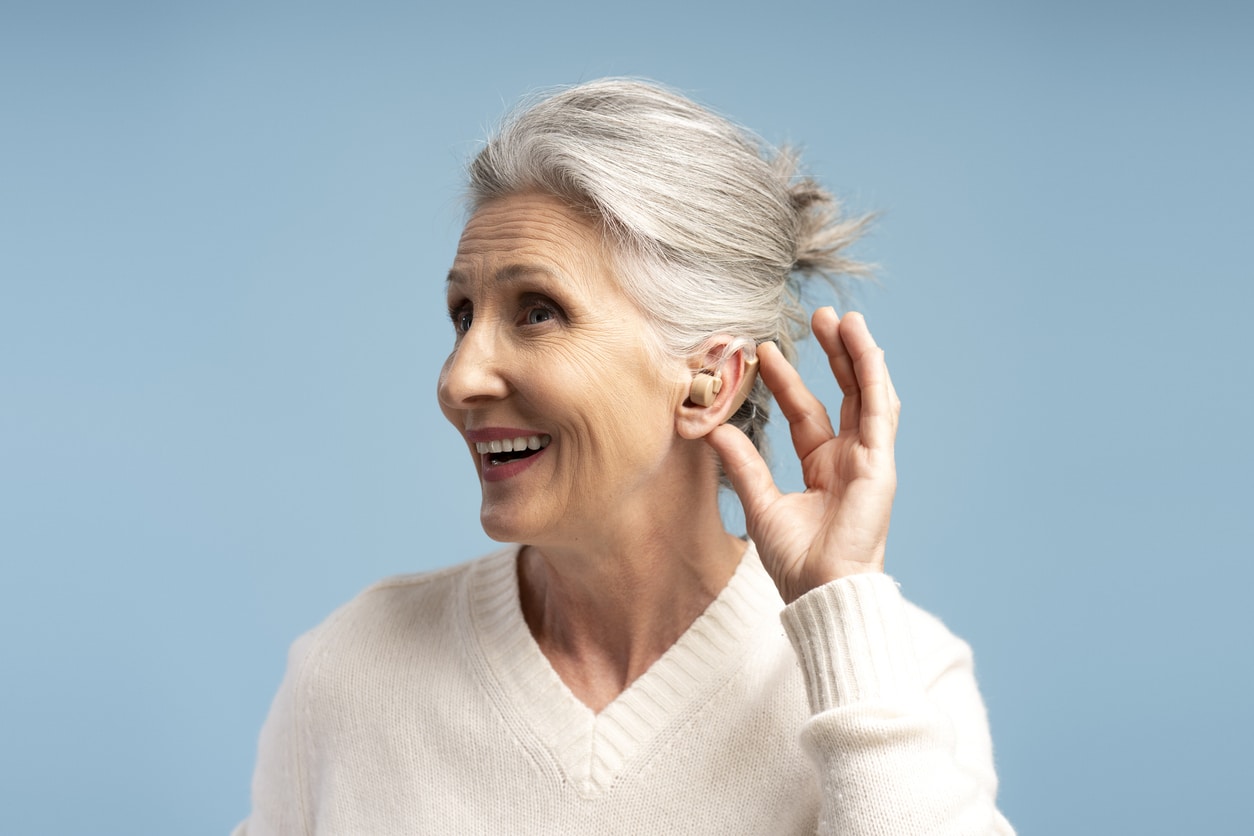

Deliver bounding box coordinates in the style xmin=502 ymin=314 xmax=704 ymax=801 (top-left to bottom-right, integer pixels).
xmin=439 ymin=192 xmax=900 ymax=712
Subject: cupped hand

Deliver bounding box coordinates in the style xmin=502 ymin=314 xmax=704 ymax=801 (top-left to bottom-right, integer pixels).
xmin=706 ymin=308 xmax=901 ymax=604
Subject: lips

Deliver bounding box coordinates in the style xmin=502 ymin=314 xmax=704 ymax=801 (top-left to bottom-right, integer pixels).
xmin=465 ymin=429 xmax=552 ymax=481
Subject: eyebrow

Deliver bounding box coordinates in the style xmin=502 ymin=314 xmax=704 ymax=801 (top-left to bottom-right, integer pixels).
xmin=445 ymin=263 xmax=561 ymax=288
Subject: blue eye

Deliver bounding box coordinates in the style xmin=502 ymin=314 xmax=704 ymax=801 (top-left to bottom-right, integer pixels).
xmin=525 ymin=306 xmax=554 ymax=325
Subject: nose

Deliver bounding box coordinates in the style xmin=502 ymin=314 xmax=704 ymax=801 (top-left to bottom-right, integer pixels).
xmin=437 ymin=325 xmax=510 ymax=411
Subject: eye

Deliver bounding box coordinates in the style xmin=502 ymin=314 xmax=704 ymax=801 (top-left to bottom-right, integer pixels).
xmin=525 ymin=306 xmax=554 ymax=325
xmin=449 ymin=302 xmax=473 ymax=334
xmin=518 ymin=295 xmax=563 ymax=327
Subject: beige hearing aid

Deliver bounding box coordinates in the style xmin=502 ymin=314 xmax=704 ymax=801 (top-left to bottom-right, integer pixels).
xmin=689 ymin=352 xmax=761 ymax=417
xmin=689 ymin=373 xmax=722 ymax=407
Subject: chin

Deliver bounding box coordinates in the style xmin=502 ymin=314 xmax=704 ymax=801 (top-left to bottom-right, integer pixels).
xmin=479 ymin=504 xmax=544 ymax=545
xmin=478 ymin=512 xmax=513 ymax=544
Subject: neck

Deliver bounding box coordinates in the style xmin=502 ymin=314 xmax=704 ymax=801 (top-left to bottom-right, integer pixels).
xmin=517 ymin=463 xmax=745 ymax=712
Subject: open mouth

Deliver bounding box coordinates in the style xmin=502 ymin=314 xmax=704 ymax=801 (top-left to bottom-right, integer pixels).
xmin=475 ymin=434 xmax=551 ymax=467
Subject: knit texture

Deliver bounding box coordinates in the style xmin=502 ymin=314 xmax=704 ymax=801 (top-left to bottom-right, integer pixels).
xmin=236 ymin=545 xmax=1012 ymax=834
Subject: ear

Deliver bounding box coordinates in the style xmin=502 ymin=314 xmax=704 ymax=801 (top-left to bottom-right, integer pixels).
xmin=675 ymin=340 xmax=759 ymax=440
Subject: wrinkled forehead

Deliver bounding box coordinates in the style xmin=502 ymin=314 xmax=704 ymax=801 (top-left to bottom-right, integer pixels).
xmin=447 ymin=192 xmax=619 ymax=294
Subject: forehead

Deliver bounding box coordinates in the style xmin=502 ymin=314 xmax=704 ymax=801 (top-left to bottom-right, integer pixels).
xmin=449 ymin=193 xmax=610 ymax=289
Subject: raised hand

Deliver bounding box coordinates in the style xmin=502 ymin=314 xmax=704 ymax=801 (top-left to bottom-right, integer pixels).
xmin=706 ymin=308 xmax=901 ymax=604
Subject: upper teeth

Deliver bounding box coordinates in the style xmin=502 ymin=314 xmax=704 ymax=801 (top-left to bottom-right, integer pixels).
xmin=475 ymin=434 xmax=551 ymax=455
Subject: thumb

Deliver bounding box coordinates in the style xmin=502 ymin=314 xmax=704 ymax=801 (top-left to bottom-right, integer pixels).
xmin=704 ymin=424 xmax=782 ymax=523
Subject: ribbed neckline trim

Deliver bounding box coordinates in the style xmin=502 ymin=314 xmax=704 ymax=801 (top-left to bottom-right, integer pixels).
xmin=466 ymin=542 xmax=781 ymax=798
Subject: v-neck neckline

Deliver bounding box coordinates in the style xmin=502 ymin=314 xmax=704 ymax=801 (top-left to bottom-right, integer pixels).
xmin=464 ymin=542 xmax=782 ymax=798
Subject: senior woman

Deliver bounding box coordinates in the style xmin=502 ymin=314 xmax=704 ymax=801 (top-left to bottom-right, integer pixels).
xmin=237 ymin=79 xmax=1012 ymax=834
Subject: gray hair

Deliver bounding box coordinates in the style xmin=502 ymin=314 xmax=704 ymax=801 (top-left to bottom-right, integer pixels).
xmin=465 ymin=78 xmax=871 ymax=473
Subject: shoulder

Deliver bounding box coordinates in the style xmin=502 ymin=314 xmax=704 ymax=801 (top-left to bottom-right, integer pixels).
xmin=286 ymin=546 xmax=518 ymax=675
xmin=242 ymin=548 xmax=523 ymax=829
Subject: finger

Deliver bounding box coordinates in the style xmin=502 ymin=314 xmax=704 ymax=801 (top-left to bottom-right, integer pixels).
xmin=812 ymin=307 xmax=861 ymax=434
xmin=837 ymin=313 xmax=897 ymax=450
xmin=704 ymin=424 xmax=783 ymax=524
xmin=884 ymin=359 xmax=902 ymax=429
xmin=756 ymin=340 xmax=835 ymax=462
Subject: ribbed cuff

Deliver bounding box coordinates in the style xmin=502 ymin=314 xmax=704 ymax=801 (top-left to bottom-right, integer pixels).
xmin=780 ymin=573 xmax=923 ymax=713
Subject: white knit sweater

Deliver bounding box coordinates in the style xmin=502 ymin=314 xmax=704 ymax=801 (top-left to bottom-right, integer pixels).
xmin=235 ymin=544 xmax=1012 ymax=834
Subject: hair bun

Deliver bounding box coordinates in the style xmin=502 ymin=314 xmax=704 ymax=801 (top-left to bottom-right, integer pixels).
xmin=776 ymin=150 xmax=874 ymax=286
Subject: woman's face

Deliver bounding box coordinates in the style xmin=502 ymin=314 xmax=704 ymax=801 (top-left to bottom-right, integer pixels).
xmin=439 ymin=192 xmax=690 ymax=547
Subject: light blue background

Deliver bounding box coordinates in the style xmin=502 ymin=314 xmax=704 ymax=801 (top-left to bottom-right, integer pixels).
xmin=2 ymin=1 xmax=1250 ymax=833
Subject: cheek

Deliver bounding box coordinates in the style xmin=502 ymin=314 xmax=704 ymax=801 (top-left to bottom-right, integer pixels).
xmin=575 ymin=373 xmax=678 ymax=465
xmin=529 ymin=340 xmax=618 ymax=425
